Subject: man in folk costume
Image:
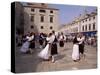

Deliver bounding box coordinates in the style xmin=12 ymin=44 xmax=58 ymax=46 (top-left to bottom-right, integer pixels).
xmin=39 ymin=33 xmax=44 ymax=48
xmin=59 ymin=32 xmax=66 ymax=47
xmin=28 ymin=32 xmax=35 ymax=54
xmin=77 ymin=33 xmax=85 ymax=58
xmin=50 ymin=31 xmax=58 ymax=63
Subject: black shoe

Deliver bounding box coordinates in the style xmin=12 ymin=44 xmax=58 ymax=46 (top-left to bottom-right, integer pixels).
xmin=73 ymin=60 xmax=77 ymax=62
xmin=73 ymin=60 xmax=79 ymax=62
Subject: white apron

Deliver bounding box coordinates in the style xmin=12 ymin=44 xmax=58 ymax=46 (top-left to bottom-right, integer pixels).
xmin=72 ymin=44 xmax=79 ymax=60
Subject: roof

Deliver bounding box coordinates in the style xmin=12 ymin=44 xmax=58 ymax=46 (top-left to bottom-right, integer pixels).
xmin=24 ymin=5 xmax=59 ymax=10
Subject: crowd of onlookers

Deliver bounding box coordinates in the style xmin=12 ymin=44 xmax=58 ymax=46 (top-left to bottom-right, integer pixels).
xmin=85 ymin=36 xmax=97 ymax=47
xmin=65 ymin=34 xmax=97 ymax=47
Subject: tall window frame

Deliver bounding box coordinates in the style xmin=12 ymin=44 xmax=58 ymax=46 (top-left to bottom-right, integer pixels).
xmin=30 ymin=15 xmax=34 ymax=22
xmin=40 ymin=15 xmax=44 ymax=22
xmin=50 ymin=16 xmax=53 ymax=23
xmin=93 ymin=23 xmax=95 ymax=30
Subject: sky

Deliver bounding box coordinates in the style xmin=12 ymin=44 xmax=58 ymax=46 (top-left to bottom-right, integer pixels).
xmin=48 ymin=4 xmax=97 ymax=25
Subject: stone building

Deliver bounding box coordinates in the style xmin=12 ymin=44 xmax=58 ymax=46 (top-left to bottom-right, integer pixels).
xmin=23 ymin=3 xmax=59 ymax=34
xmin=59 ymin=9 xmax=97 ymax=37
xmin=80 ymin=10 xmax=97 ymax=36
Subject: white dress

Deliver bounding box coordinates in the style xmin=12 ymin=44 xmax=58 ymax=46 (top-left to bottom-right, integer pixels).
xmin=20 ymin=41 xmax=30 ymax=53
xmin=72 ymin=44 xmax=79 ymax=60
xmin=38 ymin=44 xmax=50 ymax=59
xmin=20 ymin=36 xmax=32 ymax=53
xmin=38 ymin=37 xmax=51 ymax=59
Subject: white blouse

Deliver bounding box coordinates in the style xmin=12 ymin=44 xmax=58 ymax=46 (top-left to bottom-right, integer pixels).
xmin=26 ymin=35 xmax=34 ymax=41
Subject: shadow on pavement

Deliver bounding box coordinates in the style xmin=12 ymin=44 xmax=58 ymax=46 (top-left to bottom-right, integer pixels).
xmin=56 ymin=54 xmax=66 ymax=61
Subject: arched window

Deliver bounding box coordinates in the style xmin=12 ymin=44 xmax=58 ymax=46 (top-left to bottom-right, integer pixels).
xmin=89 ymin=24 xmax=91 ymax=30
xmin=93 ymin=23 xmax=95 ymax=30
xmin=82 ymin=26 xmax=84 ymax=31
xmin=85 ymin=25 xmax=87 ymax=31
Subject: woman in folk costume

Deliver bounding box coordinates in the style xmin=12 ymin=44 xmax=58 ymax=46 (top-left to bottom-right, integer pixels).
xmin=20 ymin=34 xmax=30 ymax=53
xmin=38 ymin=33 xmax=52 ymax=60
xmin=72 ymin=35 xmax=80 ymax=62
xmin=29 ymin=32 xmax=35 ymax=53
xmin=59 ymin=32 xmax=66 ymax=47
xmin=51 ymin=31 xmax=58 ymax=63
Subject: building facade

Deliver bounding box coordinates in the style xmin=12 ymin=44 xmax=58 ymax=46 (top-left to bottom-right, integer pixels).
xmin=59 ymin=9 xmax=97 ymax=37
xmin=80 ymin=11 xmax=97 ymax=36
xmin=23 ymin=3 xmax=59 ymax=34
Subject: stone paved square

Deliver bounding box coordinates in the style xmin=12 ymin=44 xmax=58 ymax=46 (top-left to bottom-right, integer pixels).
xmin=15 ymin=42 xmax=97 ymax=73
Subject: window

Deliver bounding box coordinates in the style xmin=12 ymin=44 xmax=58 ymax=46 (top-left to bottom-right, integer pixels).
xmin=41 ymin=3 xmax=45 ymax=5
xmin=89 ymin=18 xmax=91 ymax=21
xmin=50 ymin=10 xmax=53 ymax=13
xmin=50 ymin=16 xmax=53 ymax=23
xmin=39 ymin=9 xmax=46 ymax=13
xmin=30 ymin=15 xmax=34 ymax=22
xmin=30 ymin=25 xmax=34 ymax=29
xmin=82 ymin=26 xmax=84 ymax=31
xmin=93 ymin=23 xmax=95 ymax=30
xmin=40 ymin=15 xmax=44 ymax=22
xmin=93 ymin=16 xmax=95 ymax=19
xmin=41 ymin=26 xmax=44 ymax=29
xmin=85 ymin=25 xmax=87 ymax=31
xmin=89 ymin=24 xmax=91 ymax=30
xmin=85 ymin=19 xmax=87 ymax=22
xmin=50 ymin=26 xmax=53 ymax=29
xmin=31 ymin=9 xmax=34 ymax=12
